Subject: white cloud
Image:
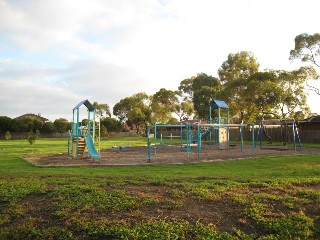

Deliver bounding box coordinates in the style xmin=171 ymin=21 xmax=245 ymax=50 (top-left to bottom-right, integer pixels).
xmin=1 ymin=0 xmax=320 ymax=120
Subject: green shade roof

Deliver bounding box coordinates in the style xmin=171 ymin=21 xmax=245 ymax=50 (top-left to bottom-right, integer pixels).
xmin=210 ymin=100 xmax=229 ymax=109
xmin=73 ymin=99 xmax=95 ymax=111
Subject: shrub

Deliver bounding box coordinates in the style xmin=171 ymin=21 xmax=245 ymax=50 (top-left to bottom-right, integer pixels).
xmin=27 ymin=131 xmax=38 ymax=145
xmin=5 ymin=131 xmax=11 ymax=140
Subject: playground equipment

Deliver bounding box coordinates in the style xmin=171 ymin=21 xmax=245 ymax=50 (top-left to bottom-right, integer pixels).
xmin=255 ymin=119 xmax=302 ymax=150
xmin=146 ymin=99 xmax=255 ymax=161
xmin=68 ymin=99 xmax=101 ymax=159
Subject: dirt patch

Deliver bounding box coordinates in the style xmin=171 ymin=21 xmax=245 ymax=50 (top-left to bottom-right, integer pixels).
xmin=23 ymin=144 xmax=320 ymax=167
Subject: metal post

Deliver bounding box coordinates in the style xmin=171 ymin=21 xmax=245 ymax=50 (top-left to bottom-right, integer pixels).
xmin=240 ymin=126 xmax=244 ymax=151
xmin=76 ymin=108 xmax=80 ymax=159
xmin=180 ymin=124 xmax=183 ymax=152
xmin=292 ymin=120 xmax=296 ymax=151
xmin=186 ymin=123 xmax=190 ymax=157
xmin=67 ymin=130 xmax=71 ymax=155
xmin=252 ymin=123 xmax=255 ymax=151
xmin=197 ymin=124 xmax=201 ymax=159
xmin=147 ymin=124 xmax=151 ymax=162
xmin=153 ymin=123 xmax=157 ymax=155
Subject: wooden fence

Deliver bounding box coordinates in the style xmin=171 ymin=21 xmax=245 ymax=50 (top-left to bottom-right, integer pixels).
xmin=158 ymin=127 xmax=320 ymax=144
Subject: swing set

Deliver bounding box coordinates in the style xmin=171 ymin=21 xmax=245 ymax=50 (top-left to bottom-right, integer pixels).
xmin=255 ymin=119 xmax=302 ymax=150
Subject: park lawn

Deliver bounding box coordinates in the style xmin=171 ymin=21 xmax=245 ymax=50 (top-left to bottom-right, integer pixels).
xmin=0 ymin=137 xmax=320 ymax=239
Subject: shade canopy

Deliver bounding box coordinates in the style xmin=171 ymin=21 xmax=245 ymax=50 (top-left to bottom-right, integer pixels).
xmin=210 ymin=100 xmax=229 ymax=109
xmin=73 ymin=99 xmax=95 ymax=112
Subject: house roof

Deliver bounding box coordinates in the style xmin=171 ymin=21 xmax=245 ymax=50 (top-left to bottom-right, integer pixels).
xmin=210 ymin=100 xmax=229 ymax=109
xmin=300 ymin=115 xmax=320 ymax=123
xmin=15 ymin=113 xmax=49 ymax=122
xmin=73 ymin=99 xmax=95 ymax=111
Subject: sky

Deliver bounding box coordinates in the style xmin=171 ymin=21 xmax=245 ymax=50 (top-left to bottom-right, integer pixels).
xmin=0 ymin=0 xmax=320 ymax=121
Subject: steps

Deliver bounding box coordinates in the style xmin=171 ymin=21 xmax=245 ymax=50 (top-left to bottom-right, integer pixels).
xmin=72 ymin=137 xmax=86 ymax=157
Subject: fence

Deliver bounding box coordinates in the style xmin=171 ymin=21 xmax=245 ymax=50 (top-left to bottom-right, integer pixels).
xmin=158 ymin=127 xmax=320 ymax=144
xmin=0 ymin=132 xmax=68 ymax=140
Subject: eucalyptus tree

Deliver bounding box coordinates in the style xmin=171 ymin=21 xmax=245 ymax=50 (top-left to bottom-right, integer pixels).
xmin=93 ymin=102 xmax=111 ymax=118
xmin=178 ymin=73 xmax=221 ymax=119
xmin=174 ymin=99 xmax=194 ymax=121
xmin=113 ymin=92 xmax=151 ymax=134
xmin=218 ymin=51 xmax=260 ymax=122
xmin=218 ymin=51 xmax=260 ymax=83
xmin=290 ymin=33 xmax=320 ymax=67
xmin=289 ymin=33 xmax=320 ymax=95
xmin=243 ymin=67 xmax=317 ymax=121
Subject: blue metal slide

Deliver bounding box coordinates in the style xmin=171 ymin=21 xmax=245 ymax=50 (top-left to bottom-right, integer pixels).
xmin=84 ymin=135 xmax=101 ymax=159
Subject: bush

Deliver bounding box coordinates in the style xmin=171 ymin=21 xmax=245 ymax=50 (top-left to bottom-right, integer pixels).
xmin=27 ymin=131 xmax=38 ymax=145
xmin=4 ymin=131 xmax=11 ymax=140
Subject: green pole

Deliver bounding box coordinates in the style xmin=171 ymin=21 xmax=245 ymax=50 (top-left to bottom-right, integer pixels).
xmin=180 ymin=124 xmax=183 ymax=152
xmin=147 ymin=124 xmax=151 ymax=162
xmin=218 ymin=108 xmax=221 ymax=149
xmin=87 ymin=109 xmax=90 ymax=137
xmin=252 ymin=123 xmax=255 ymax=151
xmin=67 ymin=130 xmax=70 ymax=155
xmin=186 ymin=123 xmax=190 ymax=157
xmin=153 ymin=123 xmax=157 ymax=155
xmin=197 ymin=124 xmax=201 ymax=159
xmin=240 ymin=126 xmax=244 ymax=151
xmin=76 ymin=108 xmax=79 ymax=159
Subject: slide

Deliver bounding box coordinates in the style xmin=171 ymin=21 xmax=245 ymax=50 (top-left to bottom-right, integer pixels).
xmin=85 ymin=135 xmax=101 ymax=159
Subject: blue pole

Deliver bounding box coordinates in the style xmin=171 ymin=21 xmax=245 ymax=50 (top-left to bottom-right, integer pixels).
xmin=147 ymin=124 xmax=151 ymax=161
xmin=197 ymin=124 xmax=201 ymax=159
xmin=252 ymin=123 xmax=255 ymax=151
xmin=180 ymin=124 xmax=183 ymax=152
xmin=153 ymin=124 xmax=157 ymax=155
xmin=240 ymin=126 xmax=244 ymax=151
xmin=76 ymin=108 xmax=80 ymax=159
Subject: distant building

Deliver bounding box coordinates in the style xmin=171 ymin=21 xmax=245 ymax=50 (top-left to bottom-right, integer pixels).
xmin=15 ymin=113 xmax=49 ymax=123
xmin=299 ymin=115 xmax=320 ymax=130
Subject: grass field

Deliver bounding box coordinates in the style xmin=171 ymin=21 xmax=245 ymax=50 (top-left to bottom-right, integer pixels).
xmin=0 ymin=137 xmax=320 ymax=239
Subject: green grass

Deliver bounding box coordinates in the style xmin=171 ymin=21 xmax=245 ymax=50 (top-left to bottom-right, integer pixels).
xmin=0 ymin=137 xmax=320 ymax=239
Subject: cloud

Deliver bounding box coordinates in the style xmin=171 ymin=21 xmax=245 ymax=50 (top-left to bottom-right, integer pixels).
xmin=1 ymin=0 xmax=320 ymax=120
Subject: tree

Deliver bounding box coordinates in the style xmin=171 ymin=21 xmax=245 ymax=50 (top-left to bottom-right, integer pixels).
xmin=0 ymin=116 xmax=12 ymax=134
xmin=101 ymin=117 xmax=123 ymax=133
xmin=11 ymin=119 xmax=28 ymax=132
xmin=42 ymin=122 xmax=55 ymax=133
xmin=178 ymin=73 xmax=221 ymax=119
xmin=193 ymin=73 xmax=221 ymax=119
xmin=174 ymin=99 xmax=194 ymax=121
xmin=27 ymin=130 xmax=38 ymax=145
xmin=289 ymin=33 xmax=320 ymax=95
xmin=113 ymin=92 xmax=151 ymax=134
xmin=93 ymin=102 xmax=111 ymax=118
xmin=218 ymin=51 xmax=259 ymax=83
xmin=243 ymin=72 xmax=281 ymax=122
xmin=218 ymin=51 xmax=260 ymax=122
xmin=290 ymin=33 xmax=320 ymax=67
xmin=178 ymin=76 xmax=196 ymax=101
xmin=274 ymin=67 xmax=316 ymax=119
xmin=151 ymin=88 xmax=178 ymax=123
xmin=5 ymin=131 xmax=11 ymax=140
xmin=53 ymin=118 xmax=70 ymax=133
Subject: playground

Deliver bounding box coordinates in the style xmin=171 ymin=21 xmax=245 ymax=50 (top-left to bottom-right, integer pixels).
xmin=24 ymin=98 xmax=318 ymax=166
xmin=25 ymin=143 xmax=320 ymax=166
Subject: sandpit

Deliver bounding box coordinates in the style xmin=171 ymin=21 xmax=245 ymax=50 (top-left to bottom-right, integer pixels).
xmin=24 ymin=144 xmax=320 ymax=166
